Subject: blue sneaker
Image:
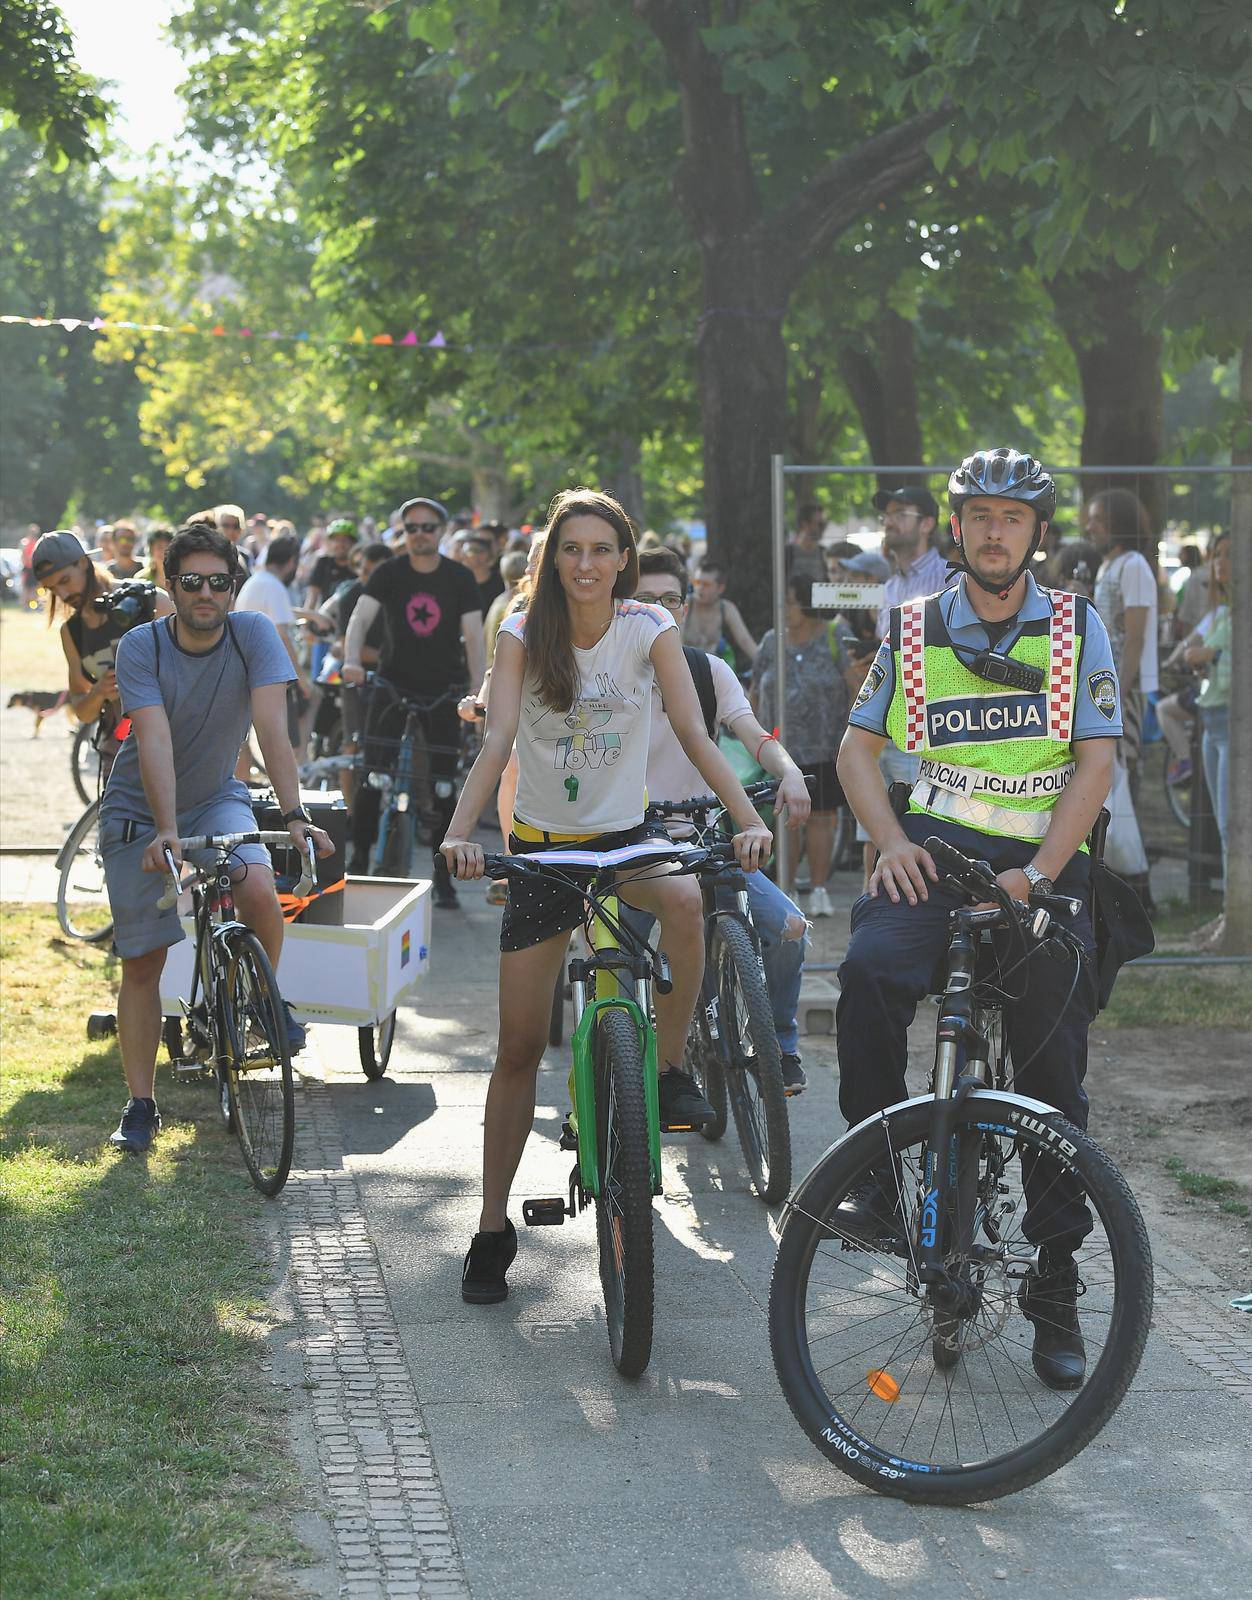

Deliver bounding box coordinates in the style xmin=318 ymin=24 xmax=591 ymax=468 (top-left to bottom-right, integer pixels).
xmin=283 ymin=1001 xmax=307 ymax=1056
xmin=109 ymin=1097 xmax=161 ymax=1154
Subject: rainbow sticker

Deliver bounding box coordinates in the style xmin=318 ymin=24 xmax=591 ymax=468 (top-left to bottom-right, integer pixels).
xmin=401 ymin=929 xmax=411 ymax=967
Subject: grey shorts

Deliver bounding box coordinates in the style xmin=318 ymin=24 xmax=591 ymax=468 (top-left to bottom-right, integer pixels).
xmin=100 ymin=793 xmax=273 ymax=959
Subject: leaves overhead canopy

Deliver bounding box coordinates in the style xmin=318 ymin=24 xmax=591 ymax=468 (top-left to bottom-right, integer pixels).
xmin=0 ymin=0 xmax=106 ymax=165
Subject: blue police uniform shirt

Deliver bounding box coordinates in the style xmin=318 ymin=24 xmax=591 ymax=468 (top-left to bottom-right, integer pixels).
xmin=847 ymin=572 xmax=1124 ymax=743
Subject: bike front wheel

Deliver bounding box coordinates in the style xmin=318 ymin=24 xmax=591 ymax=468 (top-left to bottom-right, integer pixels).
xmin=70 ymin=723 xmax=98 ymax=807
xmin=769 ymin=1092 xmax=1153 ymax=1504
xmin=222 ymin=931 xmax=295 ymax=1195
xmin=713 ymin=917 xmax=790 ymax=1203
xmin=56 ymin=800 xmax=113 ymax=944
xmin=684 ymin=998 xmax=727 ymax=1143
xmin=377 ymin=808 xmax=415 ymax=878
xmin=593 ymin=1007 xmax=655 ymax=1379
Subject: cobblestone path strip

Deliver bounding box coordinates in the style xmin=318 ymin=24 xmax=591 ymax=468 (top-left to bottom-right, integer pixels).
xmin=280 ymin=1080 xmax=471 ymax=1600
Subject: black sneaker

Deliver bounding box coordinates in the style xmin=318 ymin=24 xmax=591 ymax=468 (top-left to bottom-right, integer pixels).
xmin=833 ymin=1169 xmax=904 ymax=1246
xmin=433 ymin=856 xmax=459 ymax=910
xmin=658 ymin=1068 xmax=715 ymax=1130
xmin=283 ymin=1001 xmax=307 ymax=1056
xmin=109 ymin=1097 xmax=161 ymax=1155
xmin=1018 ymin=1253 xmax=1086 ymax=1390
xmin=461 ymin=1219 xmax=518 ymax=1303
xmin=780 ymin=1053 xmax=807 ymax=1096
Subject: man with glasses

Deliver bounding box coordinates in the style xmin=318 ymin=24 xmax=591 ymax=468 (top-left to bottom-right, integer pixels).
xmin=873 ymin=485 xmax=949 ymax=638
xmin=213 ymin=503 xmax=253 ymax=576
xmin=99 ymin=521 xmax=334 ymax=1155
xmin=342 ymin=497 xmax=485 ymax=905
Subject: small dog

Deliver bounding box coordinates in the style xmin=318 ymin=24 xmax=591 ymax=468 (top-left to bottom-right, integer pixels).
xmin=7 ymin=689 xmax=70 ymax=734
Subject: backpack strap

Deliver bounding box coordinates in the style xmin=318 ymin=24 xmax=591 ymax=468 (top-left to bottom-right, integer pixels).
xmin=682 ymin=644 xmax=718 ymax=740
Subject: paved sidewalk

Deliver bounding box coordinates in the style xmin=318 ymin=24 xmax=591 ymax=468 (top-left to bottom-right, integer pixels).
xmin=279 ymin=878 xmax=1252 ymax=1600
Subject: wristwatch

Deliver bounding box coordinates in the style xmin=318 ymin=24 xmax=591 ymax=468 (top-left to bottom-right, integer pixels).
xmin=1023 ymin=863 xmax=1054 ymax=896
xmin=282 ymin=805 xmax=313 ymax=826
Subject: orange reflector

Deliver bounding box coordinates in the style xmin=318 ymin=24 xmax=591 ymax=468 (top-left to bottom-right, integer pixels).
xmin=867 ymin=1369 xmax=900 ymax=1401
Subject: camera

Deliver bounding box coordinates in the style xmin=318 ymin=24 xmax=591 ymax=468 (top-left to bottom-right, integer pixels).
xmin=97 ymin=580 xmax=158 ymax=632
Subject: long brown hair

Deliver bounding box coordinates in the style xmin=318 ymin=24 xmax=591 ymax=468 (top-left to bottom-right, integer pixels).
xmin=524 ymin=489 xmax=639 ymax=711
xmin=46 ymin=560 xmax=113 ymax=628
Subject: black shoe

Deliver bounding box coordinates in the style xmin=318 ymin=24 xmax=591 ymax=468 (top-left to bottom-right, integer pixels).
xmin=348 ymin=851 xmax=370 ymax=875
xmin=433 ymin=856 xmax=459 ymax=909
xmin=658 ymin=1068 xmax=715 ymax=1130
xmin=109 ymin=1097 xmax=161 ymax=1154
xmin=1018 ymin=1253 xmax=1086 ymax=1390
xmin=780 ymin=1053 xmax=807 ymax=1096
xmin=283 ymin=1000 xmax=307 ymax=1056
xmin=833 ymin=1169 xmax=904 ymax=1246
xmin=461 ymin=1219 xmax=518 ymax=1303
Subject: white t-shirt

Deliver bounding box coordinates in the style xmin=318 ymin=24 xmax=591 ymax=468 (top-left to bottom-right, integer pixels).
xmin=1094 ymin=550 xmax=1158 ymax=694
xmin=235 ymin=567 xmax=296 ymax=628
xmin=647 ymin=652 xmax=752 ymax=835
xmin=499 ymin=600 xmax=677 ymax=834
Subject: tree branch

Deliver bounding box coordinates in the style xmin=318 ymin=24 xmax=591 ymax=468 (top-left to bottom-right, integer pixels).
xmin=771 ymin=107 xmax=951 ymax=296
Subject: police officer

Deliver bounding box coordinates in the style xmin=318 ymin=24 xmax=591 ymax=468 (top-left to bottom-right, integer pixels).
xmin=834 ymin=448 xmax=1122 ymax=1391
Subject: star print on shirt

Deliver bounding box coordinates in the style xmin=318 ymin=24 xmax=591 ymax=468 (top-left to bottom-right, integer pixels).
xmin=406 ymin=591 xmax=443 ymax=637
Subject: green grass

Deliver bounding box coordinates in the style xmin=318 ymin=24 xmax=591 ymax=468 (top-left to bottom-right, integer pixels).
xmin=0 ymin=905 xmax=306 ymax=1598
xmin=1100 ymin=967 xmax=1252 ymax=1029
xmin=1147 ymin=898 xmax=1224 ymax=944
xmin=1164 ymin=1156 xmax=1252 ymax=1219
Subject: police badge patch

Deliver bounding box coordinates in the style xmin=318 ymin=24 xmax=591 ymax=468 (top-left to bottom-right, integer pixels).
xmin=1087 ymin=669 xmax=1118 ymax=721
xmin=853 ymin=659 xmax=886 ymax=708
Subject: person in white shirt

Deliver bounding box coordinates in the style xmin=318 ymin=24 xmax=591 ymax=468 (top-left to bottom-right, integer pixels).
xmin=234 ymin=533 xmax=314 ymax=749
xmin=440 ymin=489 xmax=771 ymax=1305
xmin=633 ymin=549 xmax=813 ymax=1093
xmin=1087 ymin=489 xmax=1159 ymax=779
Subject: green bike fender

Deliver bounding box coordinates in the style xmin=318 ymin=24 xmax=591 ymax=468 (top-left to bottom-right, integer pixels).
xmin=569 ymin=997 xmax=662 ymax=1197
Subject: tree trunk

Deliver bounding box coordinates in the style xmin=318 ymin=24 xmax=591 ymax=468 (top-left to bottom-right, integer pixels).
xmin=1049 ymin=267 xmax=1165 ymax=530
xmin=469 ymin=465 xmax=510 ymax=522
xmin=836 ymin=309 xmax=924 ymax=496
xmin=600 ymin=434 xmax=645 ymax=526
xmin=1219 ymin=331 xmax=1252 ymax=953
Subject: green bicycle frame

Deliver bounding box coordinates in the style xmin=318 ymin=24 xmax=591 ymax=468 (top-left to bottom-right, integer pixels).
xmin=566 ymin=888 xmax=663 ymax=1199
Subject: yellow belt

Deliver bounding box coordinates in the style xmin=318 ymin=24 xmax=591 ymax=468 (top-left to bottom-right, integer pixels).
xmin=509 ymin=816 xmax=600 ymax=844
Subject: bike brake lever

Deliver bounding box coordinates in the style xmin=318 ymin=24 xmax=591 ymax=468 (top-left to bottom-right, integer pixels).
xmin=156 ymin=846 xmax=182 ymax=912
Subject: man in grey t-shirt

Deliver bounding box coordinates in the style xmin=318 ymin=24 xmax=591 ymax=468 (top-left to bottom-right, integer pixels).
xmin=101 ymin=521 xmax=334 ymax=1156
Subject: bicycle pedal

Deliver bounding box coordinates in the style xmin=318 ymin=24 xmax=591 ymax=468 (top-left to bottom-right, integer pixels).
xmin=523 ymin=1197 xmax=569 ymax=1227
xmin=660 ymin=1119 xmax=697 ymax=1133
xmin=558 ymin=1118 xmax=579 ymax=1152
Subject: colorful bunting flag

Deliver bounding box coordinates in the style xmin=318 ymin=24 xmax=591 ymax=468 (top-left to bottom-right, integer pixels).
xmin=0 ymin=311 xmax=480 ymax=353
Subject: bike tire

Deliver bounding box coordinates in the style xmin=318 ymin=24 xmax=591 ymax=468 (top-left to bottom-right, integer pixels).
xmin=222 ymin=931 xmax=295 ymax=1196
xmin=593 ymin=1007 xmax=655 ymax=1379
xmin=685 ymin=996 xmax=727 ymax=1143
xmin=359 ymin=1010 xmax=397 ymax=1079
xmin=377 ymin=808 xmax=416 ymax=878
xmin=1163 ymin=757 xmax=1191 ymax=831
xmin=548 ymin=970 xmax=565 ymax=1048
xmin=769 ymin=1093 xmax=1153 ymax=1504
xmin=713 ymin=917 xmax=790 ymax=1203
xmin=70 ymin=722 xmax=97 ymax=807
xmin=56 ymin=800 xmax=114 ymax=945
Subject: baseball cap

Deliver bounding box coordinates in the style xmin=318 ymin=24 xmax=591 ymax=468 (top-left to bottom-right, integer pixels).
xmin=32 ymin=530 xmax=90 ymax=580
xmin=400 ymin=497 xmax=449 ymax=524
xmin=838 ymin=549 xmax=891 ymax=581
xmin=872 ymin=485 xmax=939 ymax=520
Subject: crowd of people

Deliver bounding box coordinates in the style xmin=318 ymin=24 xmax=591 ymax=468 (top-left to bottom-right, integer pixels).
xmin=27 ymin=446 xmax=1221 ymax=1387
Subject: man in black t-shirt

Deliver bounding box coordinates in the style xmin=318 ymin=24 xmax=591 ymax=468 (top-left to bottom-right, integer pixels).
xmin=343 ymin=497 xmax=485 ymax=903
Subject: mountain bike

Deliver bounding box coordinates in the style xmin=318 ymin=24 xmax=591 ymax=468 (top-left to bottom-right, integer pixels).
xmin=647 ymin=781 xmax=790 ymax=1204
xmin=364 ymin=677 xmax=459 ymax=878
xmin=487 ymin=836 xmax=739 ymax=1379
xmin=157 ymin=830 xmax=315 ymax=1196
xmin=769 ymin=836 xmax=1153 ymax=1504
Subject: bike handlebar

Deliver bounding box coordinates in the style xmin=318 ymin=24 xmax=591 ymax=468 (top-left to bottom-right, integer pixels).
xmin=479 ymin=839 xmax=740 ymax=882
xmin=157 ymin=831 xmax=317 ymax=911
xmin=923 ymin=835 xmax=1085 ymax=934
xmin=646 ymin=778 xmax=781 ymax=820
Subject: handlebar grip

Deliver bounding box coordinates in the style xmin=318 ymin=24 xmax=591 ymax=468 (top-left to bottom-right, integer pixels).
xmin=923 ymin=835 xmax=1000 ymax=899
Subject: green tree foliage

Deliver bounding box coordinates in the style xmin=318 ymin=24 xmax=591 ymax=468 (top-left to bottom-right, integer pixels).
xmin=0 ymin=0 xmax=105 ymax=164
xmin=0 ymin=128 xmax=170 ymax=529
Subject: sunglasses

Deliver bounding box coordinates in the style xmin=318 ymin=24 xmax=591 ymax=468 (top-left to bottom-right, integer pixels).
xmin=404 ymin=520 xmax=442 ymax=534
xmin=177 ymin=572 xmax=234 ymax=593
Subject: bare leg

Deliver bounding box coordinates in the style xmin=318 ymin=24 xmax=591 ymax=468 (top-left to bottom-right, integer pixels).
xmin=232 ymin=865 xmax=285 ymax=971
xmin=618 ymin=871 xmax=705 ymax=1071
xmin=481 ymin=933 xmax=570 ymax=1231
xmin=805 ymin=810 xmax=835 ymax=887
xmin=117 ymin=947 xmax=168 ymax=1099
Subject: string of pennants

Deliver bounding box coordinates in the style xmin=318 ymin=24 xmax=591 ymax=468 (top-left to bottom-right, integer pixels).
xmin=0 ymin=312 xmax=450 ymax=348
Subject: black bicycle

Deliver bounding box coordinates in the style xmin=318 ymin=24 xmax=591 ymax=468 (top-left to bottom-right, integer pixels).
xmin=158 ymin=831 xmax=315 ymax=1196
xmin=769 ymin=837 xmax=1153 ymax=1503
xmin=363 ymin=677 xmax=460 ymax=878
xmin=648 ymin=782 xmax=790 ymax=1204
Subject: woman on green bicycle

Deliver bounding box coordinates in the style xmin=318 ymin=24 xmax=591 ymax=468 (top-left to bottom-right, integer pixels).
xmin=441 ymin=488 xmax=772 ymax=1303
